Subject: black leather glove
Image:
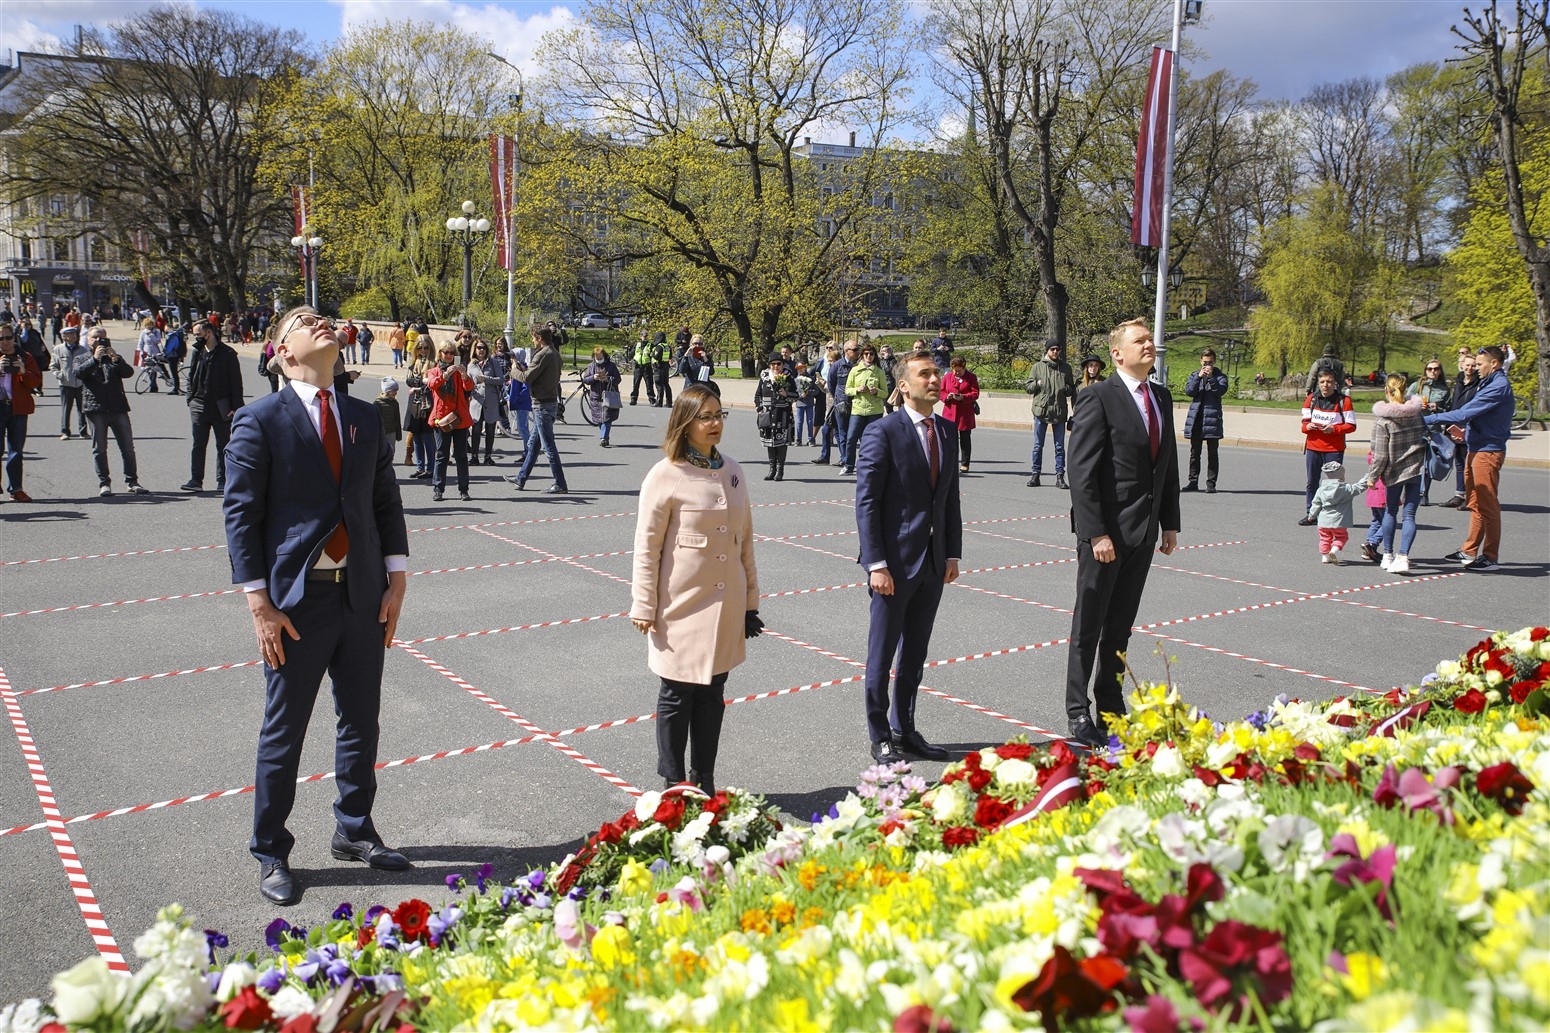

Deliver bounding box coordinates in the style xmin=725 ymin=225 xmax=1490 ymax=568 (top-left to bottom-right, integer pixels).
xmin=744 ymin=610 xmax=764 ymax=639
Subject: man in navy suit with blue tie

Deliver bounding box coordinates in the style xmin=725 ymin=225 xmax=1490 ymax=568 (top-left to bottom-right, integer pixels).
xmin=855 ymin=351 xmax=963 ymax=764
xmin=223 ymin=306 xmax=410 ymax=905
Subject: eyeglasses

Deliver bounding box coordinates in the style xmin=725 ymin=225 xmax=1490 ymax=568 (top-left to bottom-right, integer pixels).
xmin=692 ymin=410 xmax=731 ymax=423
xmin=1425 ymin=366 xmax=1441 ymax=372
xmin=0 ymin=335 xmax=13 ymax=341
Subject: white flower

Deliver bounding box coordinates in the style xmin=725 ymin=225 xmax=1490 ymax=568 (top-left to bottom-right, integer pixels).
xmin=719 ymin=808 xmax=757 ymax=844
xmin=703 ymin=951 xmax=770 ymax=1003
xmin=775 ymin=925 xmax=833 ymax=966
xmin=0 ymin=1000 xmax=47 ymax=1033
xmin=705 ymin=845 xmax=730 ymax=866
xmin=1259 ymin=815 xmax=1324 ymax=875
xmin=133 ymin=921 xmax=206 ymax=971
xmin=1178 ymin=778 xmax=1211 ymax=809
xmin=1151 ymin=743 xmax=1186 ymax=779
xmin=1084 ymin=805 xmax=1148 ymax=854
xmin=634 ymin=791 xmax=663 ymax=823
xmin=624 ymin=991 xmax=695 ymax=1030
xmin=267 ymin=985 xmax=316 ymax=1021
xmin=929 ymin=782 xmax=970 ymax=824
xmin=978 ymin=749 xmax=1002 ymax=771
xmin=993 ymin=758 xmax=1037 ymax=787
xmin=126 ymin=963 xmax=213 ymax=1031
xmin=215 ymin=963 xmax=257 ymax=1002
xmin=49 ymin=957 xmax=128 ymax=1026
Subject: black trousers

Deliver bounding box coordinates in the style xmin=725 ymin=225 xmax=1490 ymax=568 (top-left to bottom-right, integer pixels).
xmin=473 ymin=420 xmax=496 ymax=460
xmin=654 ymin=365 xmax=673 ymax=406
xmin=189 ymin=403 xmax=230 ymax=488
xmin=1065 ymin=535 xmax=1157 ymax=722
xmin=631 ymin=365 xmax=656 ymax=403
xmin=251 ymin=580 xmax=384 ymax=865
xmin=1188 ymin=435 xmax=1219 ymax=487
xmin=960 ymin=428 xmax=973 ymax=466
xmin=656 ymin=672 xmax=728 ymax=786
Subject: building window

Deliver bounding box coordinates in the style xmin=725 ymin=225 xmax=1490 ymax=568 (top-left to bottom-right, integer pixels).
xmin=20 ymin=238 xmax=31 ymax=263
xmin=50 ymin=196 xmax=66 ymax=217
xmin=53 ymin=238 xmax=70 ymax=262
xmin=89 ymin=237 xmax=106 ymax=263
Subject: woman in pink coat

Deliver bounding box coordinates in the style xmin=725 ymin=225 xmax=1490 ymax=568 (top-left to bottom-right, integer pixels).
xmin=630 ymin=384 xmax=761 ymax=795
xmin=941 ymin=355 xmax=980 ymax=472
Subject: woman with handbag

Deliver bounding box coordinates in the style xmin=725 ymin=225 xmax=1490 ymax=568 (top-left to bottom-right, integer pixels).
xmin=630 ymin=384 xmax=761 ymax=796
xmin=468 ymin=338 xmax=506 ymax=465
xmin=582 ymin=346 xmax=622 ymax=447
xmin=425 ymin=341 xmax=475 ymax=502
xmin=402 ymin=339 xmax=436 ymax=477
xmin=941 ymin=355 xmax=980 ymax=472
xmin=753 ymin=354 xmax=797 ymax=480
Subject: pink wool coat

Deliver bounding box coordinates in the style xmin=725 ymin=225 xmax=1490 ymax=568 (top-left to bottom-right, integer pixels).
xmin=630 ymin=456 xmax=760 ymax=684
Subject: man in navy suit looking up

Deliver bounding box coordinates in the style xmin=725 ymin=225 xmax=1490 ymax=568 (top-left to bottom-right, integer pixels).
xmin=1064 ymin=318 xmax=1181 ymax=749
xmin=223 ymin=305 xmax=410 ymax=906
xmin=855 ymin=350 xmax=963 ymax=764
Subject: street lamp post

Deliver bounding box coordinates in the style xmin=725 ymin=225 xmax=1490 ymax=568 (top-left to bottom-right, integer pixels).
xmin=289 ymin=226 xmax=323 ymax=309
xmin=446 ymin=200 xmax=491 ymax=327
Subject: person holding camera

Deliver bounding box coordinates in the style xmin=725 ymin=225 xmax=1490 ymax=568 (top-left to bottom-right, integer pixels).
xmin=1182 ymin=348 xmax=1229 ymax=493
xmin=182 ymin=319 xmax=246 ymax=493
xmin=0 ymin=323 xmax=44 ymax=502
xmin=425 ymin=341 xmax=474 ymax=502
xmin=78 ymin=329 xmax=149 ymax=497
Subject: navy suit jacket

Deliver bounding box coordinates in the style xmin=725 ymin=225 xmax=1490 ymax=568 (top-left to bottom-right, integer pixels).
xmin=1068 ymin=375 xmax=1181 ymax=550
xmin=855 ymin=408 xmax=963 ymax=581
xmin=223 ymin=386 xmax=408 ymax=613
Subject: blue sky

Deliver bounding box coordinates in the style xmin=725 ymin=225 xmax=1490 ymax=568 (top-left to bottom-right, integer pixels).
xmin=3 ymin=0 xmax=1467 ymax=104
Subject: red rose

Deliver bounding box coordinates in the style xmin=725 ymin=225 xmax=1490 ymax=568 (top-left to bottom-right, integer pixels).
xmin=618 ymin=811 xmax=640 ymax=832
xmin=1477 ymin=762 xmax=1536 ymax=816
xmin=596 ymin=820 xmax=625 ymax=845
xmin=1537 ymin=661 xmax=1550 ymax=679
xmin=555 ymin=862 xmax=582 ymax=895
xmin=973 ymin=795 xmax=1014 ymax=829
xmin=220 ymin=987 xmax=274 ymax=1030
xmin=357 ymin=925 xmax=376 ymax=949
xmin=653 ymin=796 xmax=687 ymax=829
xmin=279 ymin=1017 xmax=321 ymax=1033
xmin=995 ymin=743 xmax=1034 ymax=761
xmin=1047 ymin=740 xmax=1079 ymax=768
xmin=967 ymin=767 xmax=994 ymax=792
xmin=941 ymin=826 xmax=979 ymax=850
xmin=1453 ymin=688 xmax=1488 ymax=714
xmin=392 ymin=899 xmax=432 ymax=942
xmin=1511 ymin=682 xmax=1536 ymax=705
xmin=1530 ymin=627 xmax=1549 ymax=642
xmin=703 ymin=791 xmax=732 ymax=815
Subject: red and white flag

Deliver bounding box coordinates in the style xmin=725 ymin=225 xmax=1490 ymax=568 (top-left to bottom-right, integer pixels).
xmin=290 ymin=185 xmax=313 ymax=279
xmin=996 ymin=762 xmax=1085 ymax=830
xmin=1131 ymin=46 xmax=1175 ymax=247
xmin=490 ymin=134 xmax=518 ymax=270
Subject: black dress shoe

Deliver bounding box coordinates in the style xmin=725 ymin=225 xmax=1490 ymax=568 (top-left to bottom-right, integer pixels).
xmin=1297 ymin=515 xmax=1316 ymax=526
xmin=1181 ymin=483 xmax=1199 ymax=492
xmin=892 ymin=730 xmax=951 ymax=761
xmin=1067 ymin=716 xmax=1107 ymax=750
xmin=1026 ymin=474 xmax=1040 ymax=487
xmin=1205 ymin=485 xmax=1217 ymax=494
xmin=259 ymin=861 xmax=299 ymax=905
xmin=870 ymin=739 xmax=906 ymax=764
xmin=330 ymin=833 xmax=410 ymax=870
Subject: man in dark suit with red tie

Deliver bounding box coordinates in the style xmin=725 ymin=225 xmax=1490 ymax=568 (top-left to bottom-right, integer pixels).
xmin=223 ymin=306 xmax=410 ymax=905
xmin=1064 ymin=319 xmax=1181 ymax=749
xmin=855 ymin=351 xmax=963 ymax=764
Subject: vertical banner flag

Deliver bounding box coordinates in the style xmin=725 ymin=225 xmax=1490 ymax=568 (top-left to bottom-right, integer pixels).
xmin=489 ymin=134 xmax=517 ymax=270
xmin=130 ymin=230 xmax=152 ymax=293
xmin=290 ymin=185 xmax=312 ymax=279
xmin=1131 ymin=46 xmax=1174 ymax=247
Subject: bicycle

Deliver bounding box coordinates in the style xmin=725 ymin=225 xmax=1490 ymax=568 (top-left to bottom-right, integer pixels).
xmin=556 ymin=371 xmax=601 ymax=427
xmin=133 ymin=352 xmax=175 ymax=394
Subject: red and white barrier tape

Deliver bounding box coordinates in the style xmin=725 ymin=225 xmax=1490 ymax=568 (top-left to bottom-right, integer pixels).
xmin=0 ymin=664 xmax=128 ymax=971
xmin=470 ymin=526 xmax=633 ymax=585
xmin=1137 ymin=631 xmax=1377 ymax=693
xmin=0 ymin=543 xmax=227 ymax=567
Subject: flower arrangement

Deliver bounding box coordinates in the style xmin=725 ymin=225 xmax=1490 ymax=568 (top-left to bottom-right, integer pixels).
xmin=6 ymin=628 xmax=1549 ymax=1032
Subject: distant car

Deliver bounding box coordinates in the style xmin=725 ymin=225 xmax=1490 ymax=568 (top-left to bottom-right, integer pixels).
xmin=579 ymin=312 xmax=609 ymax=328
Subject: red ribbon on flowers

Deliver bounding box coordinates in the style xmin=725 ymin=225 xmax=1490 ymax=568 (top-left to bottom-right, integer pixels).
xmin=1368 ymin=700 xmax=1432 ymax=738
xmin=997 ymin=762 xmax=1083 ymax=830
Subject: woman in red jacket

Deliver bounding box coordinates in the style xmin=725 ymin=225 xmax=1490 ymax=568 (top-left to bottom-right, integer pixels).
xmin=1 ymin=324 xmax=44 ymax=501
xmin=425 ymin=340 xmax=475 ymax=502
xmin=941 ymin=355 xmax=980 ymax=472
xmin=1298 ymin=368 xmax=1355 ymax=524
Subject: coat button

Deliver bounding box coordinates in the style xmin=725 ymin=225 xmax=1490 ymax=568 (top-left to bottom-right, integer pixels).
xmin=718 ymin=525 xmax=727 ymax=533
xmin=717 ymin=553 xmax=727 ymax=561
xmin=717 ymin=497 xmax=725 ymax=505
xmin=715 ymin=581 xmax=725 ymax=590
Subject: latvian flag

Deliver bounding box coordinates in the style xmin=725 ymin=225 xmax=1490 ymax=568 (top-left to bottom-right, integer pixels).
xmin=1131 ymin=46 xmax=1175 ymax=248
xmin=996 ymin=762 xmax=1085 ymax=830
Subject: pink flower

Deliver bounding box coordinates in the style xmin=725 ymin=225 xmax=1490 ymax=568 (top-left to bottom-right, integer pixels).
xmin=552 ymin=897 xmax=595 ymax=951
xmin=893 ymin=1003 xmax=955 ymax=1033
xmin=1326 ymin=833 xmax=1397 ymax=920
xmin=1124 ymin=995 xmax=1203 ymax=1033
xmin=1177 ymin=920 xmax=1293 ymax=1019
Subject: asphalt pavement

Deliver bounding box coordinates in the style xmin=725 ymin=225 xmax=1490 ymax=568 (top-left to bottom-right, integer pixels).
xmin=0 ymin=360 xmax=1546 ymax=1001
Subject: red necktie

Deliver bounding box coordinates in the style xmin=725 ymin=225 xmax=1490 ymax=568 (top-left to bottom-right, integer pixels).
xmin=1141 ymin=383 xmax=1160 ymax=461
xmin=925 ymin=416 xmax=939 ymax=488
xmin=317 ymin=390 xmax=350 ymax=561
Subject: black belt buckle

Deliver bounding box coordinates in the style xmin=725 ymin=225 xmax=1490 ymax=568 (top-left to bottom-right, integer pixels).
xmin=309 ymin=567 xmax=346 ymax=584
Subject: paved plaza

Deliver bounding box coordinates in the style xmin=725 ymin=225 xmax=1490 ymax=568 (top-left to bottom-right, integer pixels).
xmin=1 ymin=363 xmax=1546 ymax=1000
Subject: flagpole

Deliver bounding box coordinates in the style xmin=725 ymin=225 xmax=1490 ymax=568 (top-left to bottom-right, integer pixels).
xmin=1150 ymin=0 xmax=1184 ymax=386
xmin=504 ymin=107 xmax=520 ymax=356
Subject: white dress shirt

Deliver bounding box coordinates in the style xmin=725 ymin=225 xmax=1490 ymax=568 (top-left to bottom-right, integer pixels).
xmin=1113 ymin=368 xmax=1156 ymax=437
xmin=242 ymin=380 xmax=407 ymax=592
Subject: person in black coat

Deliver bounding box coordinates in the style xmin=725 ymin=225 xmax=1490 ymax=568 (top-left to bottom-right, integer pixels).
xmin=77 ymin=328 xmax=148 ymax=496
xmin=1064 ymin=319 xmax=1181 ymax=748
xmin=182 ymin=319 xmax=246 ymax=492
xmin=1182 ymin=348 xmax=1229 ymax=492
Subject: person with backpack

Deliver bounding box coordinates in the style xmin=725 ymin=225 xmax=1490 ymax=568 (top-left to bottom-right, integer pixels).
xmin=162 ymin=321 xmax=188 ymax=395
xmin=1298 ymin=368 xmax=1355 ymax=522
xmin=1303 ymin=343 xmax=1347 ymax=396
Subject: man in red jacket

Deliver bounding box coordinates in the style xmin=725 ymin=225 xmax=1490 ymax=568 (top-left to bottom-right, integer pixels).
xmin=0 ymin=323 xmax=44 ymax=501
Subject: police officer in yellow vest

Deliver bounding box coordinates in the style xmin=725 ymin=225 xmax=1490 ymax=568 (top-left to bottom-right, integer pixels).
xmin=630 ymin=332 xmax=657 ymax=407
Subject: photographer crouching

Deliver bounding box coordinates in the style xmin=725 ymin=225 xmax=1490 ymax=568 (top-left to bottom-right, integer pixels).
xmin=79 ymin=328 xmax=150 ymax=497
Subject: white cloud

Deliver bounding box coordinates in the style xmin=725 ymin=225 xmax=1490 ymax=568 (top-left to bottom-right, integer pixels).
xmin=332 ymin=0 xmax=576 ymax=79
xmin=1191 ymin=0 xmax=1460 ymax=101
xmin=0 ymin=1 xmax=167 ymax=55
